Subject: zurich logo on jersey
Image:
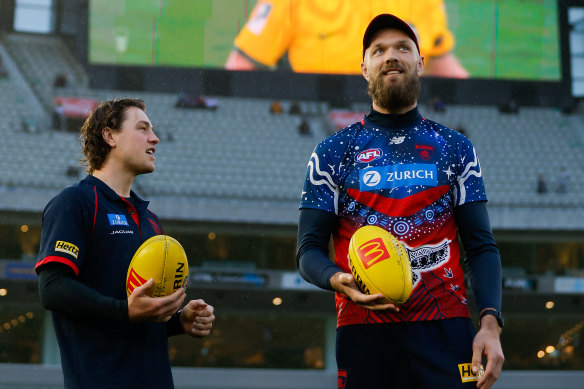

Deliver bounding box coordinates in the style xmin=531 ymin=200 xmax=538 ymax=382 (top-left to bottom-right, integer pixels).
xmin=355 ymin=148 xmax=383 ymax=163
xmin=360 ymin=164 xmax=437 ymax=191
xmin=107 ymin=214 xmax=129 ymax=226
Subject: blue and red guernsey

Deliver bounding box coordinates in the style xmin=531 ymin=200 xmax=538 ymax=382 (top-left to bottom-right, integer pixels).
xmin=300 ymin=108 xmax=487 ymax=328
xmin=36 ymin=175 xmax=162 ymax=285
xmin=35 ymin=175 xmax=172 ymax=388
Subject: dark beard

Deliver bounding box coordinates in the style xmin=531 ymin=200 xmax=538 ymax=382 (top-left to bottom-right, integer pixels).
xmin=367 ymin=67 xmax=421 ymax=112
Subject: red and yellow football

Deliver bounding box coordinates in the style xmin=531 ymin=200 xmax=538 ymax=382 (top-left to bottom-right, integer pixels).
xmin=348 ymin=225 xmax=413 ymax=304
xmin=126 ymin=235 xmax=189 ymax=297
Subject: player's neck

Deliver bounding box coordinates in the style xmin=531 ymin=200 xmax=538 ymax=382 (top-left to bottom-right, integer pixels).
xmin=372 ymin=101 xmax=417 ymax=115
xmin=367 ymin=106 xmax=420 ymax=129
xmin=92 ymin=167 xmax=135 ymax=198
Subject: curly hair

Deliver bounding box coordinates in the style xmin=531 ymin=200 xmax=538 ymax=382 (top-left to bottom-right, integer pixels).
xmin=80 ymin=98 xmax=146 ymax=174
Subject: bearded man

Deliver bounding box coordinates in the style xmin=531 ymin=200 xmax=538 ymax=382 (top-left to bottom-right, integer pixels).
xmin=296 ymin=14 xmax=504 ymax=389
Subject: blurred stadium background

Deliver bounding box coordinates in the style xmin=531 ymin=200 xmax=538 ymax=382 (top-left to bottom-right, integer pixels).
xmin=0 ymin=0 xmax=583 ymax=388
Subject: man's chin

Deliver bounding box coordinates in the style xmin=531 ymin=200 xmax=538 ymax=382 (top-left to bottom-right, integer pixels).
xmin=135 ymin=166 xmax=155 ymax=176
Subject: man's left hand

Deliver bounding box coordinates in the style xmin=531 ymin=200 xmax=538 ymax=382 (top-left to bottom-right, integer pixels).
xmin=180 ymin=299 xmax=215 ymax=337
xmin=473 ymin=315 xmax=504 ymax=389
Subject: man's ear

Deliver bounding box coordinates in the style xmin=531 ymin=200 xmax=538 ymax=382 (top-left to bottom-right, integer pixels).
xmin=102 ymin=127 xmax=116 ymax=147
xmin=416 ymin=55 xmax=425 ymax=77
xmin=361 ymin=59 xmax=370 ymax=82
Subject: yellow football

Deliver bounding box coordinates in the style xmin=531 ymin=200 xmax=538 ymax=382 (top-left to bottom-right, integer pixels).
xmin=348 ymin=225 xmax=413 ymax=304
xmin=126 ymin=235 xmax=189 ymax=297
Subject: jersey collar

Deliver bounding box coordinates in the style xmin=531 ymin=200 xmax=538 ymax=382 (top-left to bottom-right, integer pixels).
xmin=82 ymin=175 xmax=149 ymax=208
xmin=364 ymin=106 xmax=422 ymax=129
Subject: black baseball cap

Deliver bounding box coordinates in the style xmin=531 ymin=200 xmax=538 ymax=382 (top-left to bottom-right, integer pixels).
xmin=362 ymin=14 xmax=420 ymax=59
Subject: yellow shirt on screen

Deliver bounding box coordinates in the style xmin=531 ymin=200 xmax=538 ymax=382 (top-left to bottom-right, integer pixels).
xmin=234 ymin=0 xmax=455 ymax=74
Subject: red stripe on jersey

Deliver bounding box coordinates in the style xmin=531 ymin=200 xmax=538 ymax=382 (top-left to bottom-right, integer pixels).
xmin=120 ymin=197 xmax=141 ymax=237
xmin=92 ymin=186 xmax=98 ymax=238
xmin=35 ymin=255 xmax=80 ymax=276
xmin=148 ymin=219 xmax=161 ymax=234
xmin=147 ymin=209 xmax=162 ymax=234
xmin=347 ymin=185 xmax=449 ymax=217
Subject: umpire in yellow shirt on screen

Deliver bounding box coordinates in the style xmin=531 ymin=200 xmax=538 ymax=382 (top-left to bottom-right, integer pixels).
xmin=225 ymin=0 xmax=469 ymax=78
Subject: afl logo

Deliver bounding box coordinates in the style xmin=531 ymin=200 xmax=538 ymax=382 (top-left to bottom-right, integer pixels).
xmin=355 ymin=148 xmax=382 ymax=163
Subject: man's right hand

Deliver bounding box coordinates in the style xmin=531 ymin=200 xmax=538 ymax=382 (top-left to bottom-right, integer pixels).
xmin=329 ymin=272 xmax=399 ymax=312
xmin=128 ymin=278 xmax=186 ymax=322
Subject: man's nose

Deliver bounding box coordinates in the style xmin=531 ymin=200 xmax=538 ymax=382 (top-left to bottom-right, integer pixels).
xmin=384 ymin=48 xmax=399 ymax=62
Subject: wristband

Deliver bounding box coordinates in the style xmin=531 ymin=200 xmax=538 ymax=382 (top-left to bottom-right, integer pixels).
xmin=480 ymin=309 xmax=504 ymax=328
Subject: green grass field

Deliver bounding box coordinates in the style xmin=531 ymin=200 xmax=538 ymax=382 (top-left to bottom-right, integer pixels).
xmin=446 ymin=0 xmax=560 ymax=80
xmin=89 ymin=0 xmax=255 ymax=67
xmin=88 ymin=0 xmax=560 ymax=81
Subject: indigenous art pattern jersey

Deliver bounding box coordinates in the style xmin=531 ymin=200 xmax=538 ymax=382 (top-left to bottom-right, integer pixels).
xmin=300 ymin=109 xmax=487 ymax=327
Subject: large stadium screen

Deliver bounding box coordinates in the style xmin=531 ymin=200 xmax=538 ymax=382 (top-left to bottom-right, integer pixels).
xmin=88 ymin=0 xmax=561 ymax=81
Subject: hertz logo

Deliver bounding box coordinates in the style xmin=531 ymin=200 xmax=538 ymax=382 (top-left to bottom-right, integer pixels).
xmin=55 ymin=240 xmax=79 ymax=259
xmin=458 ymin=363 xmax=483 ymax=383
xmin=357 ymin=238 xmax=390 ymax=269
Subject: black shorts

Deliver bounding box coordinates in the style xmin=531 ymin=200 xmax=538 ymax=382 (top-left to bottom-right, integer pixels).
xmin=336 ymin=318 xmax=479 ymax=389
